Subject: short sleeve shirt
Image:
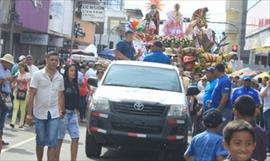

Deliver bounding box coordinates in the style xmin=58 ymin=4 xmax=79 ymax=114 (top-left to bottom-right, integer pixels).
xmin=231 ymin=86 xmax=262 ymax=106
xmin=30 ymin=68 xmax=64 ymax=120
xmin=0 ymin=63 xmax=12 ymax=93
xmin=211 ymin=74 xmax=232 ymax=109
xmin=204 ymin=79 xmax=217 ymax=110
xmin=185 ymin=131 xmax=228 ymax=161
xmin=260 ymin=86 xmax=270 ymax=112
xmin=116 ymin=40 xmax=136 ymax=60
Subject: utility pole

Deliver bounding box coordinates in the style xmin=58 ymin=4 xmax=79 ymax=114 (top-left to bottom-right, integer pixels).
xmin=8 ymin=0 xmax=15 ymax=55
xmin=239 ymin=0 xmax=248 ymax=59
xmin=70 ymin=0 xmax=77 ymax=54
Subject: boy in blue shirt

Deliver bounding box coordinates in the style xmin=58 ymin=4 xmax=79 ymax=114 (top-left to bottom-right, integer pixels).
xmin=184 ymin=109 xmax=228 ymax=161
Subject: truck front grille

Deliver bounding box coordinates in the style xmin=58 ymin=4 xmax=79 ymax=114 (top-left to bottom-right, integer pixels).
xmin=110 ymin=101 xmax=168 ymax=117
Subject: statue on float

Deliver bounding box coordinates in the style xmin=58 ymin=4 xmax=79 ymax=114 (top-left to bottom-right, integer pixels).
xmin=163 ymin=3 xmax=184 ymax=37
xmin=146 ymin=0 xmax=163 ymax=35
xmin=186 ymin=7 xmax=215 ymax=52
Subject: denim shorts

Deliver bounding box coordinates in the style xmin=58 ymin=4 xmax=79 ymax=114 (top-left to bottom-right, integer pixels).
xmin=58 ymin=110 xmax=80 ymax=140
xmin=35 ymin=114 xmax=60 ymax=148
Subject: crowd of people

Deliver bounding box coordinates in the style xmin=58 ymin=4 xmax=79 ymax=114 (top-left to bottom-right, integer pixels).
xmin=0 ymin=52 xmax=100 ymax=161
xmin=0 ymin=29 xmax=268 ymax=161
xmin=114 ymin=30 xmax=270 ymax=161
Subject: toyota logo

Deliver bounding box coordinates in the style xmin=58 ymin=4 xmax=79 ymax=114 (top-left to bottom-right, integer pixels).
xmin=134 ymin=103 xmax=144 ymax=111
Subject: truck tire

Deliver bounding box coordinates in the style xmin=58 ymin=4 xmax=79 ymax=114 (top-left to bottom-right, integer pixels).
xmin=172 ymin=143 xmax=186 ymax=161
xmin=85 ymin=130 xmax=102 ymax=158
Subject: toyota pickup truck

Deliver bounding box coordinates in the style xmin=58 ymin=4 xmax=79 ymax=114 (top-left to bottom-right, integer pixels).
xmin=86 ymin=61 xmax=188 ymax=160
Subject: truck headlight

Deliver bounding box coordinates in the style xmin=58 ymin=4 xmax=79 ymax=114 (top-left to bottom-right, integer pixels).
xmin=91 ymin=98 xmax=110 ymax=111
xmin=167 ymin=105 xmax=187 ymax=116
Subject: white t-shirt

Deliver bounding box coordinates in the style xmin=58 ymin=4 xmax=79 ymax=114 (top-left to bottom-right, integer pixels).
xmin=86 ymin=68 xmax=97 ymax=78
xmin=30 ymin=68 xmax=64 ymax=120
xmin=28 ymin=65 xmax=39 ymax=76
xmin=260 ymin=86 xmax=270 ymax=112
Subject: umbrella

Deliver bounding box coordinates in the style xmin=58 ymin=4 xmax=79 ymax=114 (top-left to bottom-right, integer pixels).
xmin=231 ymin=68 xmax=253 ymax=77
xmin=254 ymin=72 xmax=270 ymax=80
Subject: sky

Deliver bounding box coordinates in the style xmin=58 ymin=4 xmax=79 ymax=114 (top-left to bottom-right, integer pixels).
xmin=124 ymin=0 xmax=226 ymax=34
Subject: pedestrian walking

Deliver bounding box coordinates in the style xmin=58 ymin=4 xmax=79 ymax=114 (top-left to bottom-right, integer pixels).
xmin=211 ymin=63 xmax=232 ymax=121
xmin=10 ymin=62 xmax=31 ymax=128
xmin=184 ymin=109 xmax=228 ymax=161
xmin=260 ymin=77 xmax=270 ymax=150
xmin=223 ymin=120 xmax=257 ymax=161
xmin=26 ymin=52 xmax=65 ymax=161
xmin=26 ymin=55 xmax=39 ymax=76
xmin=55 ymin=64 xmax=80 ymax=161
xmin=0 ymin=54 xmax=14 ymax=153
xmin=203 ymin=67 xmax=217 ymax=111
xmin=231 ymin=75 xmax=262 ymax=107
xmin=233 ymin=96 xmax=268 ymax=161
xmin=79 ymin=65 xmax=88 ymax=122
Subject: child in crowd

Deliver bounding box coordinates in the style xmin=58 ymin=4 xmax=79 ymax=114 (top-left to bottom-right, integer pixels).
xmin=233 ymin=96 xmax=268 ymax=161
xmin=184 ymin=109 xmax=228 ymax=161
xmin=223 ymin=120 xmax=257 ymax=161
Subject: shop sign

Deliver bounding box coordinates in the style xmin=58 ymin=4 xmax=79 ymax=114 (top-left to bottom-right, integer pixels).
xmin=48 ymin=37 xmax=64 ymax=47
xmin=81 ymin=4 xmax=104 ymax=22
xmin=20 ymin=33 xmax=49 ymax=46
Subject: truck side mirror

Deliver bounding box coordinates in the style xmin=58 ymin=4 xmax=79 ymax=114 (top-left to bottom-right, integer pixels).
xmin=88 ymin=78 xmax=98 ymax=87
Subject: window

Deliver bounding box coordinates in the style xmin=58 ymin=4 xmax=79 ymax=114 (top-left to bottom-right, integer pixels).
xmin=103 ymin=64 xmax=182 ymax=93
xmin=103 ymin=0 xmax=123 ymax=10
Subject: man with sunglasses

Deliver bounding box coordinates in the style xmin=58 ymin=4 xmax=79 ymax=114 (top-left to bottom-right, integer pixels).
xmin=231 ymin=75 xmax=262 ymax=110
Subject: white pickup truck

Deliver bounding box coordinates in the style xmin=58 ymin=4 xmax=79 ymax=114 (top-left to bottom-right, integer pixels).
xmin=86 ymin=61 xmax=188 ymax=160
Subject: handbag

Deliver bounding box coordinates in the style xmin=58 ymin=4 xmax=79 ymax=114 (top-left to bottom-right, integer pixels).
xmin=16 ymin=89 xmax=27 ymax=100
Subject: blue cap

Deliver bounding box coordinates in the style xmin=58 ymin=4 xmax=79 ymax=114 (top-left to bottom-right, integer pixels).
xmin=242 ymin=75 xmax=253 ymax=80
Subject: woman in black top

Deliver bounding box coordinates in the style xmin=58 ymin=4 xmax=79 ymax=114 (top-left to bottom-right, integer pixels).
xmin=56 ymin=64 xmax=80 ymax=161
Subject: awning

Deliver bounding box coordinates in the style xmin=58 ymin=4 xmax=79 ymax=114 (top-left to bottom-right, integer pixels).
xmin=245 ymin=28 xmax=270 ymax=50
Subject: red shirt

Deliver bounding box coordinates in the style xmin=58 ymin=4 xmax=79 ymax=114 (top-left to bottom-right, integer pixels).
xmin=80 ymin=77 xmax=88 ymax=96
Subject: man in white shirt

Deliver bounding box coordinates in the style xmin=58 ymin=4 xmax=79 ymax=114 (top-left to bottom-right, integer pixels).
xmin=26 ymin=52 xmax=65 ymax=161
xmin=26 ymin=55 xmax=39 ymax=76
xmin=260 ymin=77 xmax=270 ymax=147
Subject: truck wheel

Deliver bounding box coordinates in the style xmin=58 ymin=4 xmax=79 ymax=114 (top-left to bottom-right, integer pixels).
xmin=85 ymin=130 xmax=102 ymax=158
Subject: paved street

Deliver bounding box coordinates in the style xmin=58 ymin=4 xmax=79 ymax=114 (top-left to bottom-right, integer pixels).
xmin=1 ymin=120 xmax=270 ymax=161
xmin=1 ymin=121 xmax=172 ymax=161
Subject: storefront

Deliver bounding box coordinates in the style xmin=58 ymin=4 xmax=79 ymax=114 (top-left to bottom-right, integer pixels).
xmin=245 ymin=0 xmax=270 ymax=69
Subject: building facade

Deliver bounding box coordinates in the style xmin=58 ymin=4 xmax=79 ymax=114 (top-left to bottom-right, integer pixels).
xmin=245 ymin=0 xmax=270 ymax=69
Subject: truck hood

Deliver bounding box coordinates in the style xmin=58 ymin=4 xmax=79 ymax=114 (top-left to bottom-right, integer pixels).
xmin=94 ymin=86 xmax=186 ymax=105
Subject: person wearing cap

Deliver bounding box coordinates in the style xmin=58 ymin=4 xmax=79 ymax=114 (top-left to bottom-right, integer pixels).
xmin=143 ymin=41 xmax=171 ymax=64
xmin=115 ymin=31 xmax=142 ymax=60
xmin=0 ymin=53 xmax=15 ymax=153
xmin=211 ymin=63 xmax=232 ymax=121
xmin=231 ymin=75 xmax=262 ymax=109
xmin=203 ymin=67 xmax=217 ymax=111
xmin=184 ymin=109 xmax=228 ymax=161
xmin=26 ymin=55 xmax=39 ymax=76
xmin=11 ymin=55 xmax=26 ymax=76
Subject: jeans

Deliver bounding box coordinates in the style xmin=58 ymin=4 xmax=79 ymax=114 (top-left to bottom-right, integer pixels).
xmin=35 ymin=112 xmax=59 ymax=148
xmin=79 ymin=96 xmax=86 ymax=120
xmin=0 ymin=104 xmax=7 ymax=136
xmin=58 ymin=110 xmax=80 ymax=139
xmin=263 ymin=109 xmax=270 ymax=149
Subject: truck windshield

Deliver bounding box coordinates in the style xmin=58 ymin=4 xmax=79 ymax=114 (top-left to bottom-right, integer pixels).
xmin=103 ymin=64 xmax=182 ymax=93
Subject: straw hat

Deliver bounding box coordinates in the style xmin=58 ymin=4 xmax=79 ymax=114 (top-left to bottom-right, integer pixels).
xmin=0 ymin=54 xmax=15 ymax=65
xmin=165 ymin=48 xmax=175 ymax=56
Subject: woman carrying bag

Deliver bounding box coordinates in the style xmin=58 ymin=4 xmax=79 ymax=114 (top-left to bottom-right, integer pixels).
xmin=10 ymin=62 xmax=31 ymax=128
